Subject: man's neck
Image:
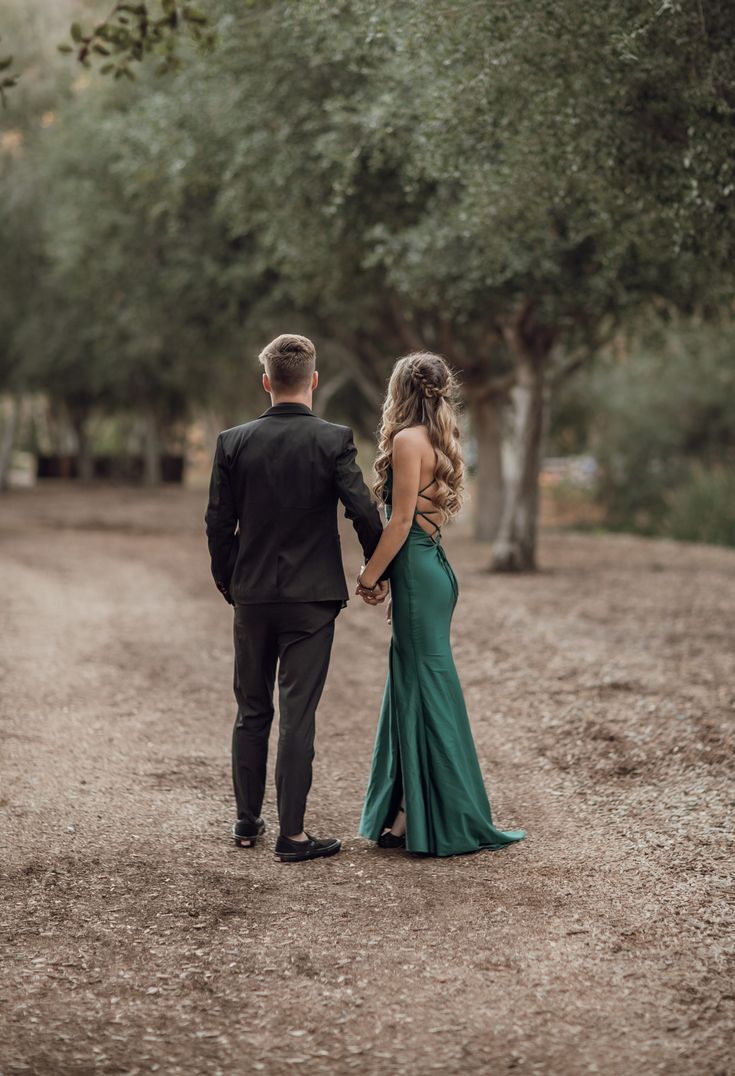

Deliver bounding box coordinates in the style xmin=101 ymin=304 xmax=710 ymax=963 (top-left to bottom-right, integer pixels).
xmin=269 ymin=394 xmax=313 ymax=409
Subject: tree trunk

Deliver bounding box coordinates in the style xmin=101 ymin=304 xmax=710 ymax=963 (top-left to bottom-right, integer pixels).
xmin=142 ymin=410 xmax=162 ymax=486
xmin=0 ymin=395 xmax=21 ymax=492
xmin=70 ymin=413 xmax=94 ymax=482
xmin=77 ymin=438 xmax=94 ymax=482
xmin=469 ymin=393 xmax=505 ymax=541
xmin=491 ymin=341 xmax=551 ymax=572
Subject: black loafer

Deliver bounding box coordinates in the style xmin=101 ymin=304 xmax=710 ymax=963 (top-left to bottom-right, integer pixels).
xmin=274 ymin=832 xmax=341 ymax=863
xmin=232 ymin=817 xmax=266 ymax=848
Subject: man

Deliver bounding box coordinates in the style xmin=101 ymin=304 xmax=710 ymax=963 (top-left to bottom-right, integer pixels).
xmin=205 ymin=334 xmax=388 ymax=863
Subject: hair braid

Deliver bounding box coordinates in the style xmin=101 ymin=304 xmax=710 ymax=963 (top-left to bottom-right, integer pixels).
xmin=408 ymin=357 xmax=450 ymax=399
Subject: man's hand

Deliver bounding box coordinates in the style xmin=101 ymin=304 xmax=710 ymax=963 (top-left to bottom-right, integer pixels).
xmin=216 ymin=581 xmax=235 ymax=606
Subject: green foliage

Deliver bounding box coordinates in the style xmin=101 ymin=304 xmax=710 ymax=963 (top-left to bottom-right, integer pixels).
xmin=201 ymin=0 xmax=735 ymax=399
xmin=2 ymin=0 xmax=735 ymax=503
xmin=566 ymin=322 xmax=735 ymax=540
xmin=0 ymin=1 xmax=247 ymax=442
xmin=668 ymin=465 xmax=735 ymax=548
xmin=0 ymin=172 xmax=42 ymax=392
xmin=0 ymin=41 xmax=20 ymax=106
xmin=32 ymin=74 xmax=251 ymax=428
xmin=1 ymin=2 xmax=97 ymax=120
xmin=57 ymin=2 xmax=214 ymax=82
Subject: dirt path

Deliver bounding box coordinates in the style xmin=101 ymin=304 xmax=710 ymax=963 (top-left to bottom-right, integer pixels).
xmin=1 ymin=486 xmax=733 ymax=1076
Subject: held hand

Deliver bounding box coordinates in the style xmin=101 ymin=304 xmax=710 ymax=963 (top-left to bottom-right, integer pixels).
xmin=371 ymin=579 xmax=389 ymax=604
xmin=356 ymin=580 xmax=389 ymax=605
xmin=355 ymin=569 xmax=389 ymax=606
xmin=358 ymin=588 xmax=380 ymax=605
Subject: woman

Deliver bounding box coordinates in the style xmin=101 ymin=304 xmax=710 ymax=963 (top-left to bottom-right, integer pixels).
xmin=355 ymin=352 xmax=525 ymax=857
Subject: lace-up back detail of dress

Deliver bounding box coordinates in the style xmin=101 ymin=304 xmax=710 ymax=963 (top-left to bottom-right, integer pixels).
xmin=385 ymin=466 xmax=442 ymax=542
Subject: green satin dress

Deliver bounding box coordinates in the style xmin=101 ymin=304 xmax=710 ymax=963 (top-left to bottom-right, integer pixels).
xmin=359 ymin=468 xmax=526 ymax=857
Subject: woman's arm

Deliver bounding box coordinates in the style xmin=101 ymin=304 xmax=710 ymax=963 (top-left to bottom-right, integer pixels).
xmin=357 ymin=429 xmax=423 ymax=590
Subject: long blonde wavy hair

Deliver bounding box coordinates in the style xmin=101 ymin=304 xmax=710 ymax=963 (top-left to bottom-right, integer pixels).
xmin=373 ymin=352 xmax=465 ymax=524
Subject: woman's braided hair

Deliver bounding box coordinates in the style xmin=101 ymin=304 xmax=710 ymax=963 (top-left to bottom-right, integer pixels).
xmin=406 ymin=356 xmax=451 ymax=399
xmin=373 ymin=351 xmax=464 ymax=523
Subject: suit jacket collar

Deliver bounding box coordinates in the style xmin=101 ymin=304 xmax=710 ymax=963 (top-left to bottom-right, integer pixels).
xmin=260 ymin=402 xmax=314 ymax=418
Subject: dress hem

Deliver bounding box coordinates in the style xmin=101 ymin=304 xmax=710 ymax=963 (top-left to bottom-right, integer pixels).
xmin=358 ymin=830 xmax=526 ymax=857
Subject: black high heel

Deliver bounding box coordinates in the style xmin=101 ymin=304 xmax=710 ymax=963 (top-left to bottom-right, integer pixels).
xmin=377 ymin=831 xmax=406 ymax=849
xmin=377 ymin=808 xmax=406 ymax=849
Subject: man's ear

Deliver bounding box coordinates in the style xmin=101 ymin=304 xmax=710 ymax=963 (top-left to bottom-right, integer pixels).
xmin=312 ymin=370 xmax=319 ymax=391
xmin=262 ymin=372 xmax=271 ymax=394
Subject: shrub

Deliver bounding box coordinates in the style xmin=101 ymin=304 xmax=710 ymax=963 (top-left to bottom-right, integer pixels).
xmin=667 ymin=466 xmax=735 ymax=548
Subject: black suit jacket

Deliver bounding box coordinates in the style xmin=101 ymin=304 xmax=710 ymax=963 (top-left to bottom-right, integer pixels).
xmin=205 ymin=402 xmax=383 ymax=605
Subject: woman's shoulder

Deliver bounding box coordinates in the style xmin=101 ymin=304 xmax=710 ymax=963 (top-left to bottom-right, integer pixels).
xmin=393 ymin=425 xmax=435 ymax=468
xmin=393 ymin=425 xmax=431 ymax=450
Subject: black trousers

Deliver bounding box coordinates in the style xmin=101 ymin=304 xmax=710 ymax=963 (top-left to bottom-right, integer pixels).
xmin=232 ymin=601 xmax=341 ymax=836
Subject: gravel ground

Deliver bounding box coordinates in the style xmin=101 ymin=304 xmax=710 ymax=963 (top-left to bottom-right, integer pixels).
xmin=0 ymin=485 xmax=733 ymax=1076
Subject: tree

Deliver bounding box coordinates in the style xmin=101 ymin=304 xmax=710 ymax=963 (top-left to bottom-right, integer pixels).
xmin=0 ymin=151 xmax=47 ymax=487
xmin=567 ymin=318 xmax=735 ymax=538
xmin=341 ymin=0 xmax=735 ymax=567
xmin=203 ymin=1 xmax=516 ymax=519
xmin=5 ymin=0 xmax=735 ymax=530
xmin=202 ymin=0 xmax=734 ymax=566
xmin=32 ymin=71 xmax=252 ymax=482
xmin=0 ymin=0 xmax=106 ymax=486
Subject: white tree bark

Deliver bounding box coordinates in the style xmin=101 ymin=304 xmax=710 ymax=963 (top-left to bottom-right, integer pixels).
xmin=469 ymin=393 xmax=505 ymax=541
xmin=491 ymin=315 xmax=552 ymax=572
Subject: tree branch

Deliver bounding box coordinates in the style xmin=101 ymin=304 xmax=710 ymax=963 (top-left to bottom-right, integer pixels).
xmin=466 ymin=370 xmax=517 ymax=403
xmin=387 ymin=292 xmax=426 ymax=353
xmin=312 ymin=369 xmax=349 ymax=417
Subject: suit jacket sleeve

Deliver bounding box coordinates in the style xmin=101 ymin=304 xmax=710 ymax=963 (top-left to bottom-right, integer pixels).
xmin=205 ymin=434 xmax=238 ymax=605
xmin=334 ymin=428 xmax=385 ymax=572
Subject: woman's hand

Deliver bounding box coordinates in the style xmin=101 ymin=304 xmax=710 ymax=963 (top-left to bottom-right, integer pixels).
xmin=357 ymin=580 xmax=389 ymax=605
xmin=356 ymin=565 xmax=389 ymax=605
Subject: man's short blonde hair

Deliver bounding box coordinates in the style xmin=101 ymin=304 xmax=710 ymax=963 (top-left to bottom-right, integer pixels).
xmin=258 ymin=334 xmax=316 ymax=391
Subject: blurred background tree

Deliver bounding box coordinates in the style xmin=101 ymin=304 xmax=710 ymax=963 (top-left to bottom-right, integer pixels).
xmin=1 ymin=0 xmax=734 ymax=558
xmin=552 ymin=319 xmax=735 ymax=546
